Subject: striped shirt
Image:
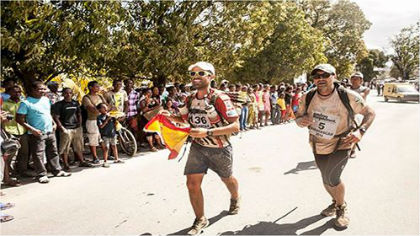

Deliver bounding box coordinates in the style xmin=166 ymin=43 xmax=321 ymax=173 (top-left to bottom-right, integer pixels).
xmin=179 ymin=89 xmax=238 ymax=148
xmin=126 ymin=90 xmax=140 ymax=118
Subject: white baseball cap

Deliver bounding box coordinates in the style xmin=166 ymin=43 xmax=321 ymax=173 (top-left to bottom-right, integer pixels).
xmin=188 ymin=61 xmax=215 ymax=75
xmin=351 ymin=72 xmax=364 ymax=79
xmin=311 ymin=64 xmax=336 ymax=75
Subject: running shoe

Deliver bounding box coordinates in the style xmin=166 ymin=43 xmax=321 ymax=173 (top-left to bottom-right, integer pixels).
xmin=335 ymin=203 xmax=350 ymax=228
xmin=321 ymin=200 xmax=336 ymax=217
xmin=228 ymin=197 xmax=241 ymax=215
xmin=187 ymin=216 xmax=209 ymax=235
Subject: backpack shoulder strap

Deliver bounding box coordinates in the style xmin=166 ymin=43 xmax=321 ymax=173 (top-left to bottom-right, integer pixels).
xmin=334 ymin=82 xmax=359 ymax=129
xmin=304 ymin=88 xmax=317 ymax=115
xmin=186 ymin=91 xmax=196 ymax=110
xmin=208 ymin=89 xmax=231 ymax=124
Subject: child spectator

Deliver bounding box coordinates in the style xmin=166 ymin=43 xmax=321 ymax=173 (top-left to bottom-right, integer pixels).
xmin=276 ymin=93 xmax=286 ymax=124
xmin=247 ymin=87 xmax=259 ymax=129
xmin=164 ymin=98 xmax=176 ymax=115
xmin=96 ymin=103 xmax=124 ymax=168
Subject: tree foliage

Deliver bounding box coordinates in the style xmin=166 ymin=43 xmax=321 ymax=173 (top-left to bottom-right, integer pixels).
xmin=299 ymin=0 xmax=371 ymax=78
xmin=1 ymin=1 xmax=124 ymax=90
xmin=357 ymin=49 xmax=388 ymax=82
xmin=389 ymin=22 xmax=420 ymax=80
xmin=2 ymin=0 xmax=375 ymax=88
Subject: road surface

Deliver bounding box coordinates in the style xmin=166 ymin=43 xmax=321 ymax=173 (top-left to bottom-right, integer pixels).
xmin=1 ymin=91 xmax=418 ymax=235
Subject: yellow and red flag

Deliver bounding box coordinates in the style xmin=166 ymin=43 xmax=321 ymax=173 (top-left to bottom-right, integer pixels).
xmin=144 ymin=114 xmax=190 ymax=159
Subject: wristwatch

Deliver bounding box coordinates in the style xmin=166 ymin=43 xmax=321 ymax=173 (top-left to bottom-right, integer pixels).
xmin=207 ymin=130 xmax=214 ymax=137
xmin=359 ymin=127 xmax=367 ymax=135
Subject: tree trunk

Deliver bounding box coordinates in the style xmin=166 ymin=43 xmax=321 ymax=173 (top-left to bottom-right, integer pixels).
xmin=21 ymin=71 xmax=36 ymax=95
xmin=154 ymin=74 xmax=167 ymax=87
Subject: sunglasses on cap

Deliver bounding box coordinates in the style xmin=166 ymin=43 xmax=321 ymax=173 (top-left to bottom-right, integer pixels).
xmin=312 ymin=73 xmax=331 ymax=80
xmin=188 ymin=71 xmax=212 ymax=77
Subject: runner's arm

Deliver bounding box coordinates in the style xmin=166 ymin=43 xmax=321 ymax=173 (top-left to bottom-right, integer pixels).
xmin=190 ymin=119 xmax=239 ymax=138
xmin=342 ymin=104 xmax=375 ymax=144
xmin=295 ymin=94 xmax=314 ymax=128
xmin=362 ymin=88 xmax=370 ymax=100
xmin=207 ymin=118 xmax=239 ymax=136
xmin=358 ymin=104 xmax=375 ymax=131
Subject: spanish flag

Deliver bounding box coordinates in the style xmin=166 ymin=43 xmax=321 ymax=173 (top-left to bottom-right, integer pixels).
xmin=144 ymin=114 xmax=191 ymax=159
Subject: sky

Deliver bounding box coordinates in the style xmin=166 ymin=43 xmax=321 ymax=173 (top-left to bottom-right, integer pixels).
xmin=351 ymin=0 xmax=419 ymax=52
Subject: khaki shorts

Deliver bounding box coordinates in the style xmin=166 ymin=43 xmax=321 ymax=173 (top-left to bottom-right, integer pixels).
xmin=102 ymin=136 xmax=117 ymax=147
xmin=86 ymin=120 xmax=101 ymax=146
xmin=59 ymin=127 xmax=84 ymax=154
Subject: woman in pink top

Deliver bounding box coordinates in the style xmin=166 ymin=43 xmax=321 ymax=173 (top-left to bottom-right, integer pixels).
xmin=262 ymin=85 xmax=271 ymax=126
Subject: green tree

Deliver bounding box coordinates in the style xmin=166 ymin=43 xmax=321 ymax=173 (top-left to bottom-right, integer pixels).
xmin=231 ymin=2 xmax=326 ymax=84
xmin=389 ymin=22 xmax=420 ymax=80
xmin=1 ymin=1 xmax=124 ymax=90
xmin=357 ymin=49 xmax=388 ymax=82
xmin=299 ymin=0 xmax=371 ymax=78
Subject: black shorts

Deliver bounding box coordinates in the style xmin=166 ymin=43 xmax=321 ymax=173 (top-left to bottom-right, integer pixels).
xmin=314 ymin=149 xmax=350 ymax=187
xmin=184 ymin=142 xmax=233 ymax=178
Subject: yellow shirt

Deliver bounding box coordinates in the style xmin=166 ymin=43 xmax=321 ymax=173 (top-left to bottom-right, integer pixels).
xmin=276 ymin=98 xmax=286 ymax=110
xmin=2 ymin=99 xmax=26 ymax=135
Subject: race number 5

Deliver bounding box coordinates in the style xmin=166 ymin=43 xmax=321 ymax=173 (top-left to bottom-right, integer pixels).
xmin=318 ymin=122 xmax=325 ymax=130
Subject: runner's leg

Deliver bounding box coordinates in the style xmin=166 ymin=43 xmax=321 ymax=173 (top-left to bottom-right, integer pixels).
xmin=221 ymin=176 xmax=239 ymax=200
xmin=186 ymin=173 xmax=205 ymax=219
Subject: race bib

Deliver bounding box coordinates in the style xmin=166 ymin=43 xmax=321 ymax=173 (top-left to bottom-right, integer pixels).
xmin=309 ymin=111 xmax=339 ymax=140
xmin=189 ymin=113 xmax=211 ymax=128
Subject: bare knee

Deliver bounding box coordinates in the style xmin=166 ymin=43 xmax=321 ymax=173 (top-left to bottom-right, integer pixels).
xmin=221 ymin=176 xmax=236 ymax=184
xmin=186 ymin=177 xmax=202 ymax=192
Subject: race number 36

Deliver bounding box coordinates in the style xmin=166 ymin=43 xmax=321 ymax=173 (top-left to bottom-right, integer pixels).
xmin=190 ymin=114 xmax=211 ymax=128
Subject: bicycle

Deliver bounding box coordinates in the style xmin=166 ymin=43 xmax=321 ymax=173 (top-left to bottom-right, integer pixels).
xmin=83 ymin=111 xmax=138 ymax=157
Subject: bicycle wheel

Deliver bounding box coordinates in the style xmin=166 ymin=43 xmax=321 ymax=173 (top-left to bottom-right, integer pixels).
xmin=118 ymin=127 xmax=137 ymax=156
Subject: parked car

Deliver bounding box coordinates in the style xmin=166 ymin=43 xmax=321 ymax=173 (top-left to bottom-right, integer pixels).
xmin=383 ymin=83 xmax=419 ymax=102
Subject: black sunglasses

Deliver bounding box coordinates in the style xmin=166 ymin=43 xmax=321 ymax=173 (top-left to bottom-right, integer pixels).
xmin=188 ymin=71 xmax=212 ymax=77
xmin=312 ymin=73 xmax=331 ymax=79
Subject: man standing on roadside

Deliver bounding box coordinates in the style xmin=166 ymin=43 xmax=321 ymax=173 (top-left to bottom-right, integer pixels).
xmin=1 ymin=86 xmax=30 ymax=178
xmin=104 ymin=79 xmax=128 ymax=113
xmin=295 ymin=64 xmax=375 ymax=229
xmin=161 ymin=62 xmax=240 ymax=235
xmin=16 ymin=81 xmax=71 ymax=184
xmin=124 ymin=78 xmax=141 ymax=140
xmin=53 ymin=88 xmax=92 ymax=171
xmin=82 ymin=81 xmax=107 ymax=164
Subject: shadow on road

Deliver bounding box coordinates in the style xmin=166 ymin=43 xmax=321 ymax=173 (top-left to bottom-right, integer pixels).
xmin=284 ymin=161 xmax=317 ymax=175
xmin=219 ymin=214 xmax=334 ymax=235
xmin=167 ymin=210 xmax=229 ymax=235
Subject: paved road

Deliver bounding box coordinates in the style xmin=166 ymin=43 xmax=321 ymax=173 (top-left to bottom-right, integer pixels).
xmin=1 ymin=91 xmax=418 ymax=235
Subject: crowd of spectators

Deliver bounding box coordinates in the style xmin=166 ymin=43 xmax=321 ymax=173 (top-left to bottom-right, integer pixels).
xmin=0 ymin=78 xmax=311 ymax=188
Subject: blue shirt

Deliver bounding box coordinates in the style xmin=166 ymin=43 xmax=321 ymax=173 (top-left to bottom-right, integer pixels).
xmin=1 ymin=93 xmax=10 ymax=101
xmin=97 ymin=114 xmax=116 ymax=138
xmin=17 ymin=96 xmax=53 ymax=134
